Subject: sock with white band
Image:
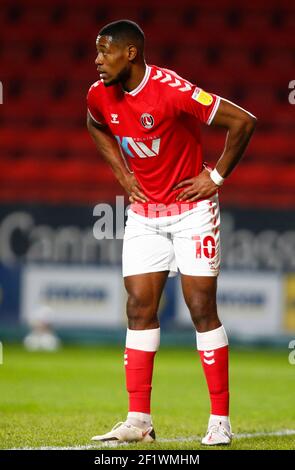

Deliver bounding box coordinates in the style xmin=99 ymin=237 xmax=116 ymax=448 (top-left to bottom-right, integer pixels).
xmin=125 ymin=328 xmax=160 ymax=428
xmin=196 ymin=325 xmax=228 ymax=351
xmin=126 ymin=327 xmax=160 ymax=352
xmin=196 ymin=325 xmax=230 ymax=417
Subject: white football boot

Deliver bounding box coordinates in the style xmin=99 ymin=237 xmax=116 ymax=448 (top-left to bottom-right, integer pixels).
xmin=201 ymin=421 xmax=233 ymax=445
xmin=91 ymin=421 xmax=156 ymax=443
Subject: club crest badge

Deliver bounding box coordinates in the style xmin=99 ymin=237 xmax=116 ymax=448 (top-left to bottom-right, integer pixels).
xmin=140 ymin=113 xmax=154 ymax=129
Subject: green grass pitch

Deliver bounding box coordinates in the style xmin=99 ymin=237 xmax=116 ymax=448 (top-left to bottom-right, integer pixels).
xmin=0 ymin=344 xmax=294 ymax=450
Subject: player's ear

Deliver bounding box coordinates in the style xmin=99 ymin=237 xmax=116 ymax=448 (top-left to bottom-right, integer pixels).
xmin=127 ymin=45 xmax=138 ymax=61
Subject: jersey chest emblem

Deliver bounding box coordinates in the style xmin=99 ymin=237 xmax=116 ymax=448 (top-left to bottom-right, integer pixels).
xmin=140 ymin=113 xmax=154 ymax=129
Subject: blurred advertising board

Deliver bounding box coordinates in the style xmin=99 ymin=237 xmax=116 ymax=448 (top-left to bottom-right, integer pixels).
xmin=284 ymin=274 xmax=295 ymax=333
xmin=21 ymin=265 xmax=124 ymax=327
xmin=0 ymin=265 xmax=20 ymax=324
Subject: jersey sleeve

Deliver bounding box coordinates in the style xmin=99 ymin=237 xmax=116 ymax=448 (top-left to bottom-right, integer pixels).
xmin=86 ymin=81 xmax=107 ymax=126
xmin=176 ymin=86 xmax=220 ymax=125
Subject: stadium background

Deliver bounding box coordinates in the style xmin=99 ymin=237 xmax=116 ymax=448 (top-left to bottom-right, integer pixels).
xmin=0 ymin=0 xmax=295 ymax=450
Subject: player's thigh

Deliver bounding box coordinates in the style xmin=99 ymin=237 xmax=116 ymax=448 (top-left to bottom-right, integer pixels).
xmin=180 ymin=274 xmax=217 ymax=313
xmin=124 ymin=271 xmax=169 ymax=309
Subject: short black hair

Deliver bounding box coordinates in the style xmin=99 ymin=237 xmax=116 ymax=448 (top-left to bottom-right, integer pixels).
xmin=98 ymin=19 xmax=145 ymax=55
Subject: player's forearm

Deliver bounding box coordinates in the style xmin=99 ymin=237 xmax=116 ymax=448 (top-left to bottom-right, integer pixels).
xmin=93 ymin=134 xmax=130 ymax=185
xmin=215 ymin=116 xmax=257 ymax=178
xmin=87 ymin=121 xmax=131 ymax=186
xmin=87 ymin=116 xmax=148 ymax=202
xmin=211 ymin=98 xmax=257 ymax=178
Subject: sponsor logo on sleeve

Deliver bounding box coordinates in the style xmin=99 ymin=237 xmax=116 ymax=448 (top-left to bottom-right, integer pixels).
xmin=192 ymin=88 xmax=213 ymax=106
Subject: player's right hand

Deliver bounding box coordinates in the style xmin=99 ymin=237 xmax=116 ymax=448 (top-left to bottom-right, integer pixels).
xmin=123 ymin=174 xmax=149 ymax=203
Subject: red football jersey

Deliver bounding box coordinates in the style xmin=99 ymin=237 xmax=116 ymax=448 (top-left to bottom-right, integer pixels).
xmin=87 ymin=65 xmax=220 ymax=217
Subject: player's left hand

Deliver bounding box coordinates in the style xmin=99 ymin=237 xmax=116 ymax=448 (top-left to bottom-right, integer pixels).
xmin=173 ymin=169 xmax=219 ymax=201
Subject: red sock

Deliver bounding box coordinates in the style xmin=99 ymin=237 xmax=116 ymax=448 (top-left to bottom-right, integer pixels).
xmin=198 ymin=345 xmax=229 ymax=416
xmin=125 ymin=348 xmax=156 ymax=414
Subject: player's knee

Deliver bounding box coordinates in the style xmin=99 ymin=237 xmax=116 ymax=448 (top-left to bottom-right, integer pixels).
xmin=126 ymin=293 xmax=157 ymax=326
xmin=186 ymin=293 xmax=217 ymax=329
xmin=127 ymin=292 xmax=151 ymax=312
xmin=191 ymin=308 xmax=209 ymax=329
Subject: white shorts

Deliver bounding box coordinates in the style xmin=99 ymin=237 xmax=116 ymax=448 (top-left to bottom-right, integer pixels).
xmin=122 ymin=194 xmax=220 ymax=277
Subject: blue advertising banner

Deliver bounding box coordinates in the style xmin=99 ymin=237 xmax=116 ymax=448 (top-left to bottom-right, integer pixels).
xmin=0 ymin=265 xmax=20 ymax=324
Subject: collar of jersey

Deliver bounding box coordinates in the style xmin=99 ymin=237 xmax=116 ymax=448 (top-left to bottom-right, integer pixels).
xmin=123 ymin=65 xmax=151 ymax=97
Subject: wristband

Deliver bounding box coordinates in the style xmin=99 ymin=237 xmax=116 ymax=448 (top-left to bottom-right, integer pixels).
xmin=210 ymin=168 xmax=225 ymax=186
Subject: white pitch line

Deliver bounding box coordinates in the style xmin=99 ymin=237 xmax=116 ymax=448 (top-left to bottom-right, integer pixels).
xmin=10 ymin=445 xmax=96 ymax=451
xmin=8 ymin=429 xmax=295 ymax=450
xmin=159 ymin=429 xmax=295 ymax=443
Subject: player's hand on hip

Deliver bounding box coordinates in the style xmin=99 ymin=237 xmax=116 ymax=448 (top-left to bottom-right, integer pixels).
xmin=173 ymin=169 xmax=219 ymax=202
xmin=123 ymin=174 xmax=149 ymax=203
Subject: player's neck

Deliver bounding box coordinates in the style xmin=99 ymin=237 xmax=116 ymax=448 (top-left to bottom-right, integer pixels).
xmin=121 ymin=63 xmax=147 ymax=93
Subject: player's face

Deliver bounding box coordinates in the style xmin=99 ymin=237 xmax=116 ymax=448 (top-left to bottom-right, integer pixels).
xmin=95 ymin=35 xmax=130 ymax=87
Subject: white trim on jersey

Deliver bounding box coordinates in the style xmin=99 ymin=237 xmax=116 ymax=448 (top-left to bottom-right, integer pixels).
xmin=125 ymin=65 xmax=151 ymax=97
xmin=87 ymin=108 xmax=103 ymax=125
xmin=206 ymin=96 xmax=221 ymax=125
